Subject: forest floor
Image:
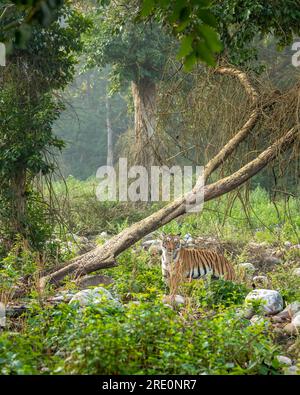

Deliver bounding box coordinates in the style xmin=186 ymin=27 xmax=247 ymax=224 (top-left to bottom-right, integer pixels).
xmin=0 ymin=180 xmax=300 ymax=375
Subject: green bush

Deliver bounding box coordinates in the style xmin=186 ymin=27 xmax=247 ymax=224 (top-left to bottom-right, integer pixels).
xmin=0 ymin=301 xmax=281 ymax=375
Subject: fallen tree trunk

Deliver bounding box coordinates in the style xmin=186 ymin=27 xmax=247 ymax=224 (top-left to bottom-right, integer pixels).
xmin=37 ymin=66 xmax=288 ymax=289
xmin=40 ymin=127 xmax=298 ymax=288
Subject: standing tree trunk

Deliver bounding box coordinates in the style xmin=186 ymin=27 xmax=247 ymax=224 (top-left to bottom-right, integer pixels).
xmin=106 ymin=92 xmax=114 ymax=167
xmin=11 ymin=166 xmax=27 ymax=236
xmin=31 ymin=66 xmax=299 ymax=290
xmin=131 ymin=77 xmax=157 ymax=167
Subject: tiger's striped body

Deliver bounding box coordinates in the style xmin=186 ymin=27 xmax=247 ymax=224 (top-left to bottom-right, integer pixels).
xmin=161 ymin=235 xmax=235 ymax=286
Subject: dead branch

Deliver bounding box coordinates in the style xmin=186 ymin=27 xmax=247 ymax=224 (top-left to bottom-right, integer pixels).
xmin=39 ymin=127 xmax=298 ymax=288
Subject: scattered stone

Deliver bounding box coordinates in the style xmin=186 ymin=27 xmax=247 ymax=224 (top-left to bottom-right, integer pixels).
xmin=283 ymin=323 xmax=298 ymax=336
xmin=100 ymin=231 xmax=109 ymax=238
xmin=290 ymin=244 xmax=300 ymax=250
xmin=142 ymin=239 xmax=161 ymax=250
xmin=250 ymin=315 xmax=269 ymax=327
xmin=276 ymin=355 xmax=292 ymax=366
xmin=238 ymin=262 xmax=256 ymax=273
xmin=76 ymin=274 xmax=114 ymax=289
xmin=284 ymin=365 xmax=299 ymax=375
xmin=142 ymin=232 xmax=156 ymax=242
xmin=245 ymin=289 xmax=283 ymax=315
xmin=48 ymin=291 xmax=76 ymax=303
xmin=69 ymin=287 xmax=121 ymax=308
xmin=275 ymin=301 xmax=300 ymax=321
xmin=252 ymin=275 xmax=269 ymax=288
xmin=0 ymin=302 xmax=6 ymax=327
xmin=235 ymin=306 xmax=255 ymax=320
xmin=162 ymin=294 xmax=185 ymax=306
xmin=148 ymin=244 xmax=162 ymax=256
xmin=264 ymin=255 xmax=282 ymax=265
xmin=284 ymin=241 xmax=292 ymax=248
xmin=292 ymin=268 xmax=300 ymax=277
xmin=291 ymin=313 xmax=300 ymax=328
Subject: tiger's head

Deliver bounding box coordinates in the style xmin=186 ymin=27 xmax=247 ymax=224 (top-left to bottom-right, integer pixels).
xmin=161 ymin=234 xmax=182 ymax=258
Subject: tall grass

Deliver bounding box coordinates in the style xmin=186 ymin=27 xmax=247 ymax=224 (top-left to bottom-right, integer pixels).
xmin=51 ymin=177 xmax=300 ymax=245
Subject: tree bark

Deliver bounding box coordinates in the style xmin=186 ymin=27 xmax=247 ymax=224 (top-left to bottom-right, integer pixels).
xmin=11 ymin=167 xmax=27 ymax=236
xmin=39 ymin=127 xmax=298 ymax=288
xmin=106 ymin=92 xmax=114 ymax=167
xmin=131 ymin=78 xmax=157 ymax=167
xmin=36 ymin=66 xmax=297 ymax=290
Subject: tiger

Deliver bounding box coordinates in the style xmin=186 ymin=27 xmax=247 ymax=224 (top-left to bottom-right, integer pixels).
xmin=161 ymin=234 xmax=236 ymax=291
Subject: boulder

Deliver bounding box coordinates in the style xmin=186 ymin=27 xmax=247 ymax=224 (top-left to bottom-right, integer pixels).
xmin=76 ymin=274 xmax=113 ymax=289
xmin=276 ymin=355 xmax=292 ymax=366
xmin=245 ymin=289 xmax=283 ymax=315
xmin=274 ymin=301 xmax=300 ymax=321
xmin=69 ymin=287 xmax=121 ymax=308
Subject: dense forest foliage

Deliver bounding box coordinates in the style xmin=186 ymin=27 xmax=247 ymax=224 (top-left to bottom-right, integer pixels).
xmin=0 ymin=0 xmax=300 ymax=377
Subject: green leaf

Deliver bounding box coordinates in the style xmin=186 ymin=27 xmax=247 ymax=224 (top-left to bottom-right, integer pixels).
xmin=140 ymin=0 xmax=155 ymax=17
xmin=194 ymin=40 xmax=216 ymax=66
xmin=183 ymin=52 xmax=197 ymax=72
xmin=198 ymin=24 xmax=222 ymax=52
xmin=197 ymin=9 xmax=217 ymax=28
xmin=177 ymin=35 xmax=194 ymax=58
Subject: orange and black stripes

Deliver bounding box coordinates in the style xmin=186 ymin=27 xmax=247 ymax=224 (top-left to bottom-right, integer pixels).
xmin=173 ymin=248 xmax=235 ymax=281
xmin=161 ymin=235 xmax=236 ymax=287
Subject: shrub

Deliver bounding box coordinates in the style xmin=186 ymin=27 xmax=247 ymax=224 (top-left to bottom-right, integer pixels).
xmin=0 ymin=301 xmax=281 ymax=375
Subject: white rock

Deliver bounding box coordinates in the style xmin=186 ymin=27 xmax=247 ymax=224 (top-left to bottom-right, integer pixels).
xmin=162 ymin=294 xmax=185 ymax=306
xmin=276 ymin=355 xmax=292 ymax=366
xmin=49 ymin=293 xmax=75 ymax=303
xmin=0 ymin=302 xmax=6 ymax=327
xmin=250 ymin=315 xmax=269 ymax=327
xmin=245 ymin=289 xmax=283 ymax=315
xmin=291 ymin=313 xmax=300 ymax=328
xmin=284 ymin=365 xmax=299 ymax=375
xmin=276 ymin=301 xmax=300 ymax=319
xmin=235 ymin=306 xmax=255 ymax=320
xmin=142 ymin=239 xmax=161 ymax=249
xmin=252 ymin=275 xmax=269 ymax=287
xmin=292 ymin=268 xmax=300 ymax=277
xmin=237 ymin=263 xmax=256 ymax=274
xmin=69 ymin=287 xmax=121 ymax=308
xmin=284 ymin=241 xmax=292 ymax=248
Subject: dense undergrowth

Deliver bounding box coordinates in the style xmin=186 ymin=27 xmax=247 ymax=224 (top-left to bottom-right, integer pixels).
xmin=0 ymin=179 xmax=300 ymax=374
